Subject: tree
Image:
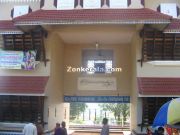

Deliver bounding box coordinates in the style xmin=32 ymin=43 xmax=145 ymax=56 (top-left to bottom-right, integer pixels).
xmin=99 ymin=103 xmax=130 ymax=125
xmin=70 ymin=102 xmax=87 ymax=120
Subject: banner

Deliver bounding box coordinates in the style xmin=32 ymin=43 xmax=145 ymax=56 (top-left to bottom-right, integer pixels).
xmin=0 ymin=50 xmax=39 ymax=70
xmin=21 ymin=50 xmax=38 ymax=70
xmin=0 ymin=50 xmax=23 ymax=69
xmin=64 ymin=96 xmax=130 ymax=103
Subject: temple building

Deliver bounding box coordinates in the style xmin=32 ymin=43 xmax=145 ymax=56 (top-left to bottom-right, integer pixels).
xmin=0 ymin=0 xmax=180 ymax=134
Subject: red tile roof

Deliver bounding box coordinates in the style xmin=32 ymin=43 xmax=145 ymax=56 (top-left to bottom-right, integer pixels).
xmin=164 ymin=19 xmax=180 ymax=33
xmin=0 ymin=20 xmax=23 ymax=34
xmin=138 ymin=77 xmax=180 ymax=96
xmin=0 ymin=76 xmax=49 ymax=95
xmin=13 ymin=8 xmax=172 ymax=25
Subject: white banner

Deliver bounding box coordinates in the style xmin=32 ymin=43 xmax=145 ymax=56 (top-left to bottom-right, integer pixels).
xmin=78 ymin=77 xmax=117 ymax=90
xmin=0 ymin=50 xmax=23 ymax=69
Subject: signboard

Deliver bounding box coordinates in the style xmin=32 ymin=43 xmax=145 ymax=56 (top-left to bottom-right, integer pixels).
xmin=57 ymin=0 xmax=74 ymax=10
xmin=78 ymin=77 xmax=116 ymax=90
xmin=109 ymin=0 xmax=128 ymax=8
xmin=64 ymin=96 xmax=130 ymax=103
xmin=0 ymin=50 xmax=38 ymax=70
xmin=14 ymin=5 xmax=29 ymax=18
xmin=160 ymin=3 xmax=177 ymax=18
xmin=0 ymin=50 xmax=23 ymax=69
xmin=83 ymin=0 xmax=101 ymax=9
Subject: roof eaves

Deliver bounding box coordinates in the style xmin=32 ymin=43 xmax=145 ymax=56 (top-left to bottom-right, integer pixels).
xmin=15 ymin=19 xmax=171 ymax=26
xmin=0 ymin=30 xmax=23 ymax=34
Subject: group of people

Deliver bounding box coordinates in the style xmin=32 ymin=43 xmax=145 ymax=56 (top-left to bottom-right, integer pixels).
xmin=22 ymin=121 xmax=67 ymax=135
xmin=22 ymin=118 xmax=109 ymax=135
xmin=53 ymin=121 xmax=67 ymax=135
xmin=147 ymin=126 xmax=165 ymax=135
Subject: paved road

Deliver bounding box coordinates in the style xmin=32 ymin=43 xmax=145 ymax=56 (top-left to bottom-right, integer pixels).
xmin=72 ymin=131 xmax=124 ymax=135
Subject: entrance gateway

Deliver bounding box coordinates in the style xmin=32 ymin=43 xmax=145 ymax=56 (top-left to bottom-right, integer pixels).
xmin=66 ymin=95 xmax=131 ymax=134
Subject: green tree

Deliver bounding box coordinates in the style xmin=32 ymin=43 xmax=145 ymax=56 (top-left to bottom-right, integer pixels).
xmin=70 ymin=102 xmax=87 ymax=120
xmin=99 ymin=103 xmax=130 ymax=125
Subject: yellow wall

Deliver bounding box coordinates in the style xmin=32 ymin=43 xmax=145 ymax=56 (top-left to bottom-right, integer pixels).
xmin=63 ymin=43 xmax=131 ymax=96
xmin=43 ymin=32 xmax=65 ymax=129
xmin=130 ymin=30 xmax=139 ymax=131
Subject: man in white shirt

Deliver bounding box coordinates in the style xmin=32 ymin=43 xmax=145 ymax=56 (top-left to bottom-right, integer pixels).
xmin=23 ymin=123 xmax=37 ymax=135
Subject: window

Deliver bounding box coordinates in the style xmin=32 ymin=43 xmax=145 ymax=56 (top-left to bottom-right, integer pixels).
xmin=87 ymin=60 xmax=112 ymax=73
xmin=56 ymin=0 xmax=75 ymax=10
xmin=82 ymin=49 xmax=113 ymax=74
xmin=0 ymin=96 xmax=44 ymax=123
xmin=109 ymin=0 xmax=128 ymax=8
xmin=83 ymin=0 xmax=101 ymax=9
xmin=159 ymin=3 xmax=178 ymax=18
xmin=11 ymin=5 xmax=31 ymax=18
xmin=140 ymin=27 xmax=180 ymax=62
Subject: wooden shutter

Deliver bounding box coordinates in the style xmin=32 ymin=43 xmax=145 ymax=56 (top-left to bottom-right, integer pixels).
xmin=140 ymin=0 xmax=145 ymax=6
xmin=101 ymin=0 xmax=104 ymax=7
xmin=11 ymin=8 xmax=14 ymax=18
xmin=74 ymin=0 xmax=78 ymax=8
xmin=157 ymin=5 xmax=160 ymax=12
xmin=80 ymin=0 xmax=83 ymax=7
xmin=106 ymin=0 xmax=109 ymax=6
xmin=177 ymin=6 xmax=180 ymax=16
xmin=40 ymin=0 xmax=45 ymax=8
xmin=29 ymin=7 xmax=32 ymax=13
xmin=127 ymin=0 xmax=131 ymax=6
xmin=54 ymin=0 xmax=57 ymax=8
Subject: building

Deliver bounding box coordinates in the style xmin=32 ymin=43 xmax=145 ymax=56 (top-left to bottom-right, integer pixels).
xmin=0 ymin=0 xmax=180 ymax=133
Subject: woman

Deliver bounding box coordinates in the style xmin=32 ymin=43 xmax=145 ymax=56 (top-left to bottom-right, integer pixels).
xmin=100 ymin=118 xmax=109 ymax=135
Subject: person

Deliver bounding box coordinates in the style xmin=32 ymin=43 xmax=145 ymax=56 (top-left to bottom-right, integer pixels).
xmin=22 ymin=122 xmax=37 ymax=135
xmin=54 ymin=122 xmax=63 ymax=135
xmin=35 ymin=122 xmax=44 ymax=135
xmin=61 ymin=121 xmax=67 ymax=135
xmin=100 ymin=118 xmax=109 ymax=135
xmin=153 ymin=127 xmax=164 ymax=135
xmin=157 ymin=127 xmax=164 ymax=135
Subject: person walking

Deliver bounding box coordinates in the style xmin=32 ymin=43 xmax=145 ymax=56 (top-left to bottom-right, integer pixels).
xmin=61 ymin=121 xmax=67 ymax=135
xmin=23 ymin=122 xmax=37 ymax=135
xmin=36 ymin=122 xmax=44 ymax=135
xmin=54 ymin=122 xmax=63 ymax=135
xmin=100 ymin=118 xmax=109 ymax=135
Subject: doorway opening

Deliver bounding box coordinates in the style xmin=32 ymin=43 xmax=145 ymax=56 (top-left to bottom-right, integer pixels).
xmin=69 ymin=102 xmax=130 ymax=131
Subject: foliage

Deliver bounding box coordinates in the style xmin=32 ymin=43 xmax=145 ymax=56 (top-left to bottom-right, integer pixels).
xmin=70 ymin=102 xmax=87 ymax=120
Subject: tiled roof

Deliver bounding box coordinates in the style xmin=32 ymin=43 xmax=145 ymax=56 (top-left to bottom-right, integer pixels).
xmin=0 ymin=20 xmax=23 ymax=34
xmin=138 ymin=77 xmax=180 ymax=96
xmin=0 ymin=76 xmax=49 ymax=95
xmin=164 ymin=19 xmax=180 ymax=33
xmin=13 ymin=8 xmax=172 ymax=25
